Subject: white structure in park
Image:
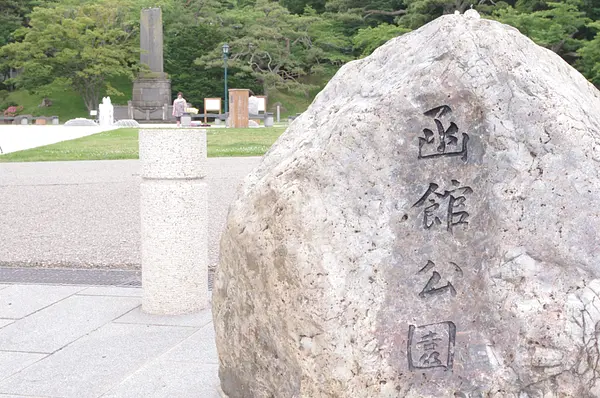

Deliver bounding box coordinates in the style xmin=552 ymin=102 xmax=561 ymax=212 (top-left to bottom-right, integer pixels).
xmin=248 ymin=96 xmax=260 ymax=115
xmin=139 ymin=129 xmax=208 ymax=315
xmin=98 ymin=97 xmax=114 ymax=127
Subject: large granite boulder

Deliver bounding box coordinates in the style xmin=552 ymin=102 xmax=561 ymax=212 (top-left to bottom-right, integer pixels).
xmin=213 ymin=10 xmax=600 ymax=398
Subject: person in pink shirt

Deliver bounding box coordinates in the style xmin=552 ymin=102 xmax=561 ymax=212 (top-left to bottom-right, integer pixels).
xmin=172 ymin=92 xmax=187 ymax=127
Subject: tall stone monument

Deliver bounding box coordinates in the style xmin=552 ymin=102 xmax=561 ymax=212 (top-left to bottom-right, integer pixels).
xmin=132 ymin=8 xmax=171 ymax=121
xmin=213 ymin=10 xmax=600 ymax=398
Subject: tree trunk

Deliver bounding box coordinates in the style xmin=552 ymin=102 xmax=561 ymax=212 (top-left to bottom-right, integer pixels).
xmin=79 ymin=79 xmax=101 ymax=112
xmin=262 ymin=77 xmax=268 ymax=97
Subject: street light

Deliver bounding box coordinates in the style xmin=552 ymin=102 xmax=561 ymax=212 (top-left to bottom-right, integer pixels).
xmin=222 ymin=43 xmax=229 ymax=117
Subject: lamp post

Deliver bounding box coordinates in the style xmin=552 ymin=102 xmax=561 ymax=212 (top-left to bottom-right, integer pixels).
xmin=222 ymin=43 xmax=229 ymax=117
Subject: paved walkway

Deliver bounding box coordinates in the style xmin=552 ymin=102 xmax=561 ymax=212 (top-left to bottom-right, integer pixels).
xmin=0 ymin=158 xmax=260 ymax=269
xmin=0 ymin=137 xmax=263 ymax=396
xmin=0 ymin=283 xmax=220 ymax=397
xmin=0 ymin=157 xmax=262 ymax=397
xmin=0 ymin=125 xmax=119 ymax=155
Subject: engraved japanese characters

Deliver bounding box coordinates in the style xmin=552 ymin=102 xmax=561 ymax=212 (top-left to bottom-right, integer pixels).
xmin=408 ymin=105 xmax=473 ymax=373
xmin=418 ymin=105 xmax=469 ymax=162
xmin=408 ymin=321 xmax=456 ymax=372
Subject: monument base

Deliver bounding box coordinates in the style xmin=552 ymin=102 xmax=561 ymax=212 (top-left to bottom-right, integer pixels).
xmin=132 ymin=77 xmax=172 ymax=121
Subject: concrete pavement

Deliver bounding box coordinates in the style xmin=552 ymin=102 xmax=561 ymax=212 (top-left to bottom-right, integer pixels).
xmin=0 ymin=148 xmax=262 ymax=397
xmin=0 ymin=158 xmax=261 ymax=269
xmin=0 ymin=283 xmax=220 ymax=397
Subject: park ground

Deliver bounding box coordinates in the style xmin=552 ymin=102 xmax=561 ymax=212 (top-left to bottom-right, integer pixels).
xmin=0 ymin=128 xmax=269 ymax=397
xmin=0 ymin=126 xmax=286 ymax=162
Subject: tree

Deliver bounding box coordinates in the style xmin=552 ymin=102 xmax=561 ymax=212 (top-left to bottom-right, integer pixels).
xmin=581 ymin=0 xmax=600 ymax=20
xmin=0 ymin=6 xmax=22 ymax=48
xmin=164 ymin=23 xmax=262 ymax=107
xmin=577 ymin=21 xmax=600 ymax=86
xmin=281 ymin=0 xmax=326 ymax=15
xmin=196 ymin=0 xmax=352 ymax=95
xmin=0 ymin=0 xmax=139 ymax=110
xmin=0 ymin=0 xmax=45 ymax=46
xmin=493 ymin=0 xmax=590 ymax=57
xmin=352 ymin=23 xmax=409 ymax=57
xmin=395 ymin=0 xmax=500 ymax=29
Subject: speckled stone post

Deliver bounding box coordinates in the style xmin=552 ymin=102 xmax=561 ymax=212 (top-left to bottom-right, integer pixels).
xmin=139 ymin=129 xmax=208 ymax=315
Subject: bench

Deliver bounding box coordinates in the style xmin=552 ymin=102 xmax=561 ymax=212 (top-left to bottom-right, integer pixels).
xmin=190 ymin=113 xmax=227 ymax=121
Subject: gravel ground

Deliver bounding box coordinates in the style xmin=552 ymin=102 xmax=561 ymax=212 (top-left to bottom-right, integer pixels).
xmin=0 ymin=158 xmax=261 ymax=269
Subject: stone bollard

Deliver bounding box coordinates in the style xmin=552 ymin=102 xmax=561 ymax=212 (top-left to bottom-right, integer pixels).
xmin=139 ymin=129 xmax=208 ymax=315
xmin=181 ymin=113 xmax=192 ymax=127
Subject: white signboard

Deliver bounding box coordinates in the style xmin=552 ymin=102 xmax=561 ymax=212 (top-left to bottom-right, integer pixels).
xmin=205 ymin=98 xmax=221 ymax=111
xmin=257 ymin=97 xmax=266 ymax=112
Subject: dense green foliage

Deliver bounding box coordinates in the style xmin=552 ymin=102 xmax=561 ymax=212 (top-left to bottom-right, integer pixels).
xmin=0 ymin=0 xmax=139 ymax=110
xmin=1 ymin=0 xmax=600 ymax=115
xmin=163 ymin=19 xmax=263 ymax=107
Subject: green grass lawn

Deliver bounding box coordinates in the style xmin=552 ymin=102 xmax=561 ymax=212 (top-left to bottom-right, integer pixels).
xmin=0 ymin=76 xmax=134 ymax=122
xmin=0 ymin=127 xmax=287 ymax=162
xmin=1 ymin=88 xmax=89 ymax=122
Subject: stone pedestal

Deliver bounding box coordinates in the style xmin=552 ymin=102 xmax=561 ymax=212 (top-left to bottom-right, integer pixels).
xmin=139 ymin=129 xmax=208 ymax=315
xmin=132 ymin=77 xmax=171 ymax=120
xmin=132 ymin=8 xmax=171 ymax=121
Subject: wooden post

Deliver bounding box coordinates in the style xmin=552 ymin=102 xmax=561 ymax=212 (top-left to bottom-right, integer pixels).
xmin=228 ymin=89 xmax=249 ymax=128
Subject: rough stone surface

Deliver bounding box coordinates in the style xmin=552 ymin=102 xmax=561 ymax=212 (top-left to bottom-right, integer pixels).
xmin=141 ymin=180 xmax=208 ymax=314
xmin=132 ymin=78 xmax=171 ymax=110
xmin=213 ymin=11 xmax=600 ymax=398
xmin=132 ymin=8 xmax=171 ymax=118
xmin=140 ymin=128 xmax=208 ymax=315
xmin=139 ymin=8 xmax=164 ymax=74
xmin=139 ymin=129 xmax=207 ymax=180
